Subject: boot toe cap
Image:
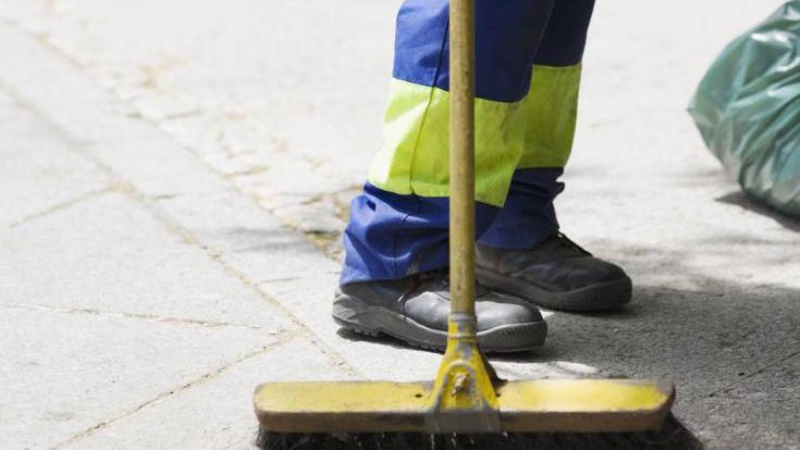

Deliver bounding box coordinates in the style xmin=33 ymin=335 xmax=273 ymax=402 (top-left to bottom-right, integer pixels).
xmin=475 ymin=293 xmax=544 ymax=331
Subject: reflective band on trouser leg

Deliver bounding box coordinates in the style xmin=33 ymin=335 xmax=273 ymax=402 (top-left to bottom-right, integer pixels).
xmin=517 ymin=64 xmax=582 ymax=170
xmin=340 ymin=0 xmax=555 ymax=284
xmin=369 ymin=80 xmax=527 ymax=207
xmin=476 ymin=66 xmax=581 ymax=248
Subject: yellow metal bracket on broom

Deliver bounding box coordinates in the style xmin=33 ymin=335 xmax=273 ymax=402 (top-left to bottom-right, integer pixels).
xmin=425 ymin=315 xmax=501 ymax=432
xmin=253 ymin=0 xmax=675 ymax=437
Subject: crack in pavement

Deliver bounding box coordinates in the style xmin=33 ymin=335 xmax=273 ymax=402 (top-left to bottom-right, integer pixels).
xmin=1 ymin=302 xmax=276 ymax=332
xmin=702 ymin=349 xmax=800 ymax=400
xmin=51 ymin=333 xmax=299 ymax=449
xmin=7 ymin=186 xmax=113 ymax=229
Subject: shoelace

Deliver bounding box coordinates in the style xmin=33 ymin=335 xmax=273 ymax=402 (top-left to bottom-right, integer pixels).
xmin=401 ymin=269 xmax=448 ymax=302
xmin=554 ymin=232 xmax=593 ymax=256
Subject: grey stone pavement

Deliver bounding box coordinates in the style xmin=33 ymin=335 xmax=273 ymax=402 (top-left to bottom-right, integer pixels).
xmin=0 ymin=0 xmax=798 ymax=448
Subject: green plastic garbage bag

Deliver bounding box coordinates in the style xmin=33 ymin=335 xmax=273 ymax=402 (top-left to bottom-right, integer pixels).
xmin=688 ymin=1 xmax=800 ymax=217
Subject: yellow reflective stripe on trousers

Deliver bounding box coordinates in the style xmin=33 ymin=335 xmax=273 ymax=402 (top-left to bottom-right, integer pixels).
xmin=518 ymin=64 xmax=582 ymax=169
xmin=368 ymin=65 xmax=581 ymax=206
xmin=369 ymin=79 xmax=526 ymax=207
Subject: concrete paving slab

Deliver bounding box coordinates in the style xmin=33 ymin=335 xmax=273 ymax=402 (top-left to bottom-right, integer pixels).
xmin=60 ymin=337 xmax=349 ymax=450
xmin=0 ymin=27 xmax=230 ymax=201
xmin=0 ymin=191 xmax=294 ymax=331
xmin=83 ymin=136 xmax=231 ymax=198
xmin=157 ymin=191 xmax=341 ymax=284
xmin=154 ymin=191 xmax=448 ymax=380
xmin=155 ymin=190 xmax=463 ymax=381
xmin=0 ymin=304 xmax=281 ymax=450
xmin=0 ymin=88 xmax=109 ymax=227
xmin=0 ymin=25 xmax=158 ymax=147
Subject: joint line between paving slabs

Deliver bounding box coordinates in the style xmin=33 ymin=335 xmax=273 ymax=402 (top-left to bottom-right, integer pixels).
xmin=1 ymin=302 xmax=272 ymax=331
xmin=52 ymin=332 xmax=299 ymax=449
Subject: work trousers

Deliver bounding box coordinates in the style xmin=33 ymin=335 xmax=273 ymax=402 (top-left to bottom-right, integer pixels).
xmin=341 ymin=0 xmax=595 ymax=285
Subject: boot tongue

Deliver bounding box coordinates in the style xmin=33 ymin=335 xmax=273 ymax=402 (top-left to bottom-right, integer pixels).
xmin=414 ymin=270 xmax=449 ymax=297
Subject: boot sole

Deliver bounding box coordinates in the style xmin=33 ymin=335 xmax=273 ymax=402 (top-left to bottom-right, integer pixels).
xmin=476 ymin=268 xmax=632 ymax=312
xmin=332 ymin=294 xmax=546 ymax=354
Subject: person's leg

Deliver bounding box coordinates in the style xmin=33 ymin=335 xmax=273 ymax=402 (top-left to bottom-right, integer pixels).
xmin=341 ymin=0 xmax=554 ymax=285
xmin=478 ymin=0 xmax=594 ymax=249
xmin=336 ymin=0 xmax=554 ymax=352
xmin=476 ymin=0 xmax=633 ymax=311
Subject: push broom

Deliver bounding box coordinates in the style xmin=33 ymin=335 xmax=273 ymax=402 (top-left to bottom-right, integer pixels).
xmin=254 ymin=1 xmax=700 ymax=448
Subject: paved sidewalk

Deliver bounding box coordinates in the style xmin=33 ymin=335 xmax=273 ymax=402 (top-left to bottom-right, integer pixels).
xmin=1 ymin=1 xmax=798 ymax=449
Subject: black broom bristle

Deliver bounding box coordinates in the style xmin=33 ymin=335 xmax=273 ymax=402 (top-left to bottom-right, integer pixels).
xmin=255 ymin=414 xmax=703 ymax=450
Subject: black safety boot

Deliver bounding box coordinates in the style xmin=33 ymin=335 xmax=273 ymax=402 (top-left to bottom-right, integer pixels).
xmin=476 ymin=233 xmax=632 ymax=311
xmin=333 ymin=271 xmax=547 ymax=353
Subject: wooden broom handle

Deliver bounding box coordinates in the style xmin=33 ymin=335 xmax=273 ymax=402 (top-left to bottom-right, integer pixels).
xmin=449 ymin=0 xmax=476 ymax=317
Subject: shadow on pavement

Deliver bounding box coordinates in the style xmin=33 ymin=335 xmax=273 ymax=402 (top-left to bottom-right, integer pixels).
xmin=716 ymin=190 xmax=800 ymax=233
